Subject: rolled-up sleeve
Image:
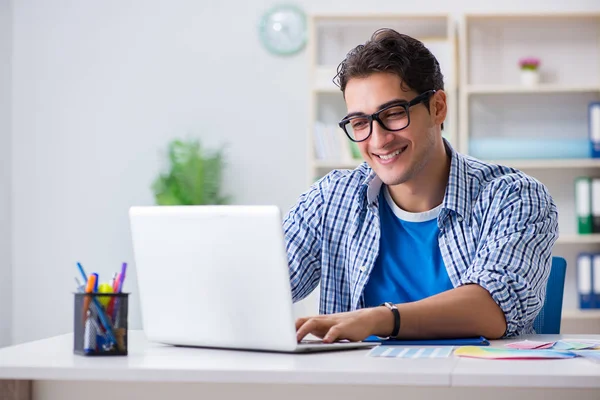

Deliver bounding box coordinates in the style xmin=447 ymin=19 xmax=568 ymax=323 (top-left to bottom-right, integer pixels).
xmin=458 ymin=177 xmax=559 ymax=337
xmin=283 ymin=177 xmax=327 ymax=302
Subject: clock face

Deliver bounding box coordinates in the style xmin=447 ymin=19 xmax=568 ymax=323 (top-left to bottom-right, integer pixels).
xmin=259 ymin=5 xmax=307 ymax=56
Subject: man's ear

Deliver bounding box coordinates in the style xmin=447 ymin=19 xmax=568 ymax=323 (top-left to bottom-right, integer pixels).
xmin=431 ymin=90 xmax=447 ymax=125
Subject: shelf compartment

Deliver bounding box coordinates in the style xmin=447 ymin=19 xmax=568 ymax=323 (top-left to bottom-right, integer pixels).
xmin=466 ymin=14 xmax=600 ymax=87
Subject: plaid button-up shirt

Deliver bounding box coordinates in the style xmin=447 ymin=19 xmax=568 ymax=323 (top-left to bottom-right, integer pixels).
xmin=283 ymin=142 xmax=559 ymax=337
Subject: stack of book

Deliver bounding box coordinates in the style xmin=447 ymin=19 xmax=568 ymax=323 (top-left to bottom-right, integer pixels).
xmin=575 ymin=176 xmax=600 ymax=234
xmin=577 ymin=253 xmax=600 ymax=309
xmin=313 ymin=121 xmax=361 ymax=163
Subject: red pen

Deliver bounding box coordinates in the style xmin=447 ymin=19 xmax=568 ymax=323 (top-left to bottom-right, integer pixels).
xmin=106 ymin=273 xmax=120 ymax=317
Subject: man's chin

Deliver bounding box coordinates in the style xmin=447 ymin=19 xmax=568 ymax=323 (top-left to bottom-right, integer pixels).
xmin=376 ymin=168 xmax=410 ymax=186
xmin=366 ymin=159 xmax=412 ymax=184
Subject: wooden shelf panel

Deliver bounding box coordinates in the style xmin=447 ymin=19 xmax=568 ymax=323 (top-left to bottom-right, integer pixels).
xmin=556 ymin=234 xmax=600 ymax=245
xmin=562 ymin=309 xmax=600 ymax=320
xmin=466 ymin=85 xmax=600 ymax=94
xmin=484 ymin=158 xmax=600 ymax=169
xmin=466 ymin=13 xmax=600 ymax=21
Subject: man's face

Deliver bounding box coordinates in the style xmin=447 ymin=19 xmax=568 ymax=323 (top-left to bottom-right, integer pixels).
xmin=343 ymin=72 xmax=442 ymax=186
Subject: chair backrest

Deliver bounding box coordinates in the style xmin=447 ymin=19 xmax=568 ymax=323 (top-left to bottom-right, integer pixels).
xmin=533 ymin=256 xmax=567 ymax=334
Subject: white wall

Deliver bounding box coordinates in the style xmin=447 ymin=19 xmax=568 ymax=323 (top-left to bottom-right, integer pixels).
xmin=0 ymin=0 xmax=11 ymax=348
xmin=10 ymin=0 xmax=600 ymax=344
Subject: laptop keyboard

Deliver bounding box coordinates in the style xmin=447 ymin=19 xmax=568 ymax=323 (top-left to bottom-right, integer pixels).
xmin=300 ymin=339 xmax=325 ymax=345
xmin=299 ymin=339 xmax=350 ymax=345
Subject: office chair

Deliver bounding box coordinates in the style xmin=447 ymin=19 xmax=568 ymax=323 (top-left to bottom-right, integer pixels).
xmin=533 ymin=256 xmax=567 ymax=334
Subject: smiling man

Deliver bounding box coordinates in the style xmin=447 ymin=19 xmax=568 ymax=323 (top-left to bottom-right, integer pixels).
xmin=285 ymin=29 xmax=558 ymax=343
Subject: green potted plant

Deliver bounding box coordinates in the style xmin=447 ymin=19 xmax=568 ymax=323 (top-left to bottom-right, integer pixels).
xmin=152 ymin=138 xmax=230 ymax=205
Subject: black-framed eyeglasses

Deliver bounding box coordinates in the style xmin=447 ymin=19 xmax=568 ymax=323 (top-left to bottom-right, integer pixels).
xmin=338 ymin=90 xmax=436 ymax=142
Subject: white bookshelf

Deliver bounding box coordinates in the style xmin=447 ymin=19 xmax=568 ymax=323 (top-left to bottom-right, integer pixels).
xmin=305 ymin=12 xmax=600 ymax=333
xmin=459 ymin=13 xmax=600 ymax=332
xmin=307 ymin=13 xmax=458 ymax=184
xmin=459 ymin=13 xmax=600 ymax=156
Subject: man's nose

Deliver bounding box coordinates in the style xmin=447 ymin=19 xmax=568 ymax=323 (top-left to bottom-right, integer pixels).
xmin=369 ymin=119 xmax=393 ymax=148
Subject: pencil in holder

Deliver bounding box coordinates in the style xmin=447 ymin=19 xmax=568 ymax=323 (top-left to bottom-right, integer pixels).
xmin=73 ymin=292 xmax=129 ymax=356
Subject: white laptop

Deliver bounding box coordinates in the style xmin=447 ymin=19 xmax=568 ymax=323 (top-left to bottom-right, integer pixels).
xmin=128 ymin=205 xmax=376 ymax=353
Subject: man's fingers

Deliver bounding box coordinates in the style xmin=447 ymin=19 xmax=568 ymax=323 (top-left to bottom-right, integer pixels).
xmin=295 ymin=317 xmax=308 ymax=331
xmin=296 ymin=318 xmax=331 ymax=342
xmin=323 ymin=325 xmax=342 ymax=343
xmin=296 ymin=318 xmax=319 ymax=342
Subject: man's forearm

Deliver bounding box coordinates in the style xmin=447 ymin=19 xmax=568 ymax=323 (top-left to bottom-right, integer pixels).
xmin=371 ymin=284 xmax=507 ymax=340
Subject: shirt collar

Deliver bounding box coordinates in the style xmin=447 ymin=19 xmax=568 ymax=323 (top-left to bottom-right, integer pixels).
xmin=442 ymin=139 xmax=472 ymax=226
xmin=358 ymin=139 xmax=472 ymax=225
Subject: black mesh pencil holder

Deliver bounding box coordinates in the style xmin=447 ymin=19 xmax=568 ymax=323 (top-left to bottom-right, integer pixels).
xmin=74 ymin=292 xmax=129 ymax=356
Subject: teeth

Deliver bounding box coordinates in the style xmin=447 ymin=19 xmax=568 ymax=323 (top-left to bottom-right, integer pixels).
xmin=379 ymin=149 xmax=402 ymax=160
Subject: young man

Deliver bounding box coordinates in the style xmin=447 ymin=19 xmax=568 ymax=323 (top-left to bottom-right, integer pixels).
xmin=285 ymin=29 xmax=558 ymax=343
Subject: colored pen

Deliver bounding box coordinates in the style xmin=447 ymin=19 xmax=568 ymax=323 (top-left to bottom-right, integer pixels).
xmin=77 ymin=262 xmax=88 ymax=283
xmin=89 ymin=303 xmax=107 ymax=337
xmin=76 ymin=280 xmax=106 ymax=336
xmin=75 ymin=262 xmax=118 ymax=349
xmin=75 ymin=277 xmax=84 ymax=293
xmin=112 ymin=263 xmax=128 ymax=323
xmin=107 ymin=273 xmax=120 ymax=317
xmin=82 ymin=274 xmax=97 ymax=323
xmin=84 ymin=274 xmax=117 ymax=346
xmin=118 ymin=262 xmax=127 ymax=292
xmin=112 ymin=273 xmax=121 ymax=293
xmin=90 ymin=296 xmax=118 ymax=347
xmin=83 ymin=310 xmax=97 ymax=353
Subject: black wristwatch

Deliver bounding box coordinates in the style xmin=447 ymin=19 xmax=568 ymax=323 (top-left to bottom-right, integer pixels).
xmin=379 ymin=302 xmax=400 ymax=339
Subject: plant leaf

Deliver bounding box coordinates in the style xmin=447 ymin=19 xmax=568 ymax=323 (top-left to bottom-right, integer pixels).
xmin=152 ymin=138 xmax=229 ymax=206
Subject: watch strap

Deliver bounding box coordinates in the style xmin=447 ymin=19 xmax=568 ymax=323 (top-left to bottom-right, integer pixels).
xmin=380 ymin=302 xmax=400 ymax=338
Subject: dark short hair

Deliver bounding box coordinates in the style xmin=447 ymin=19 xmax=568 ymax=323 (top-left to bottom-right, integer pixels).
xmin=334 ymin=28 xmax=445 ymax=129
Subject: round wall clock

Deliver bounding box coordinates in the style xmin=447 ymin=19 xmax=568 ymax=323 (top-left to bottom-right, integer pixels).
xmin=259 ymin=4 xmax=307 ymax=56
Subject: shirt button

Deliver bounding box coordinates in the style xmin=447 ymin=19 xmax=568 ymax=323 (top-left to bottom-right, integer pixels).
xmin=457 ymin=216 xmax=463 ymax=222
xmin=359 ymin=266 xmax=367 ymax=272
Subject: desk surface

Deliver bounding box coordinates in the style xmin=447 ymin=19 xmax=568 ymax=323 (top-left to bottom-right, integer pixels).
xmin=0 ymin=331 xmax=599 ymax=388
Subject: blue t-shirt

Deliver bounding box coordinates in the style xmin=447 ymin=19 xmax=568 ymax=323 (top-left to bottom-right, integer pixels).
xmin=363 ymin=186 xmax=453 ymax=307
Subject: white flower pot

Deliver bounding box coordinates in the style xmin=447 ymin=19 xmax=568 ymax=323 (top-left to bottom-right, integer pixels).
xmin=520 ymin=69 xmax=540 ymax=86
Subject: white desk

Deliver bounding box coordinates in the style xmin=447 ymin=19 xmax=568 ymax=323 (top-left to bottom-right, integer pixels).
xmin=1 ymin=331 xmax=599 ymax=400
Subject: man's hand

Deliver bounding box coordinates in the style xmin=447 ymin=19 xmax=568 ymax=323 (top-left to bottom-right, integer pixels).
xmin=295 ymin=307 xmax=392 ymax=343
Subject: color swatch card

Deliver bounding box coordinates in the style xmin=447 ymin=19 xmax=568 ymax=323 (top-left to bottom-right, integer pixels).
xmin=574 ymin=350 xmax=600 ymax=363
xmin=561 ymin=339 xmax=600 ymax=349
xmin=506 ymin=340 xmax=600 ymax=351
xmin=454 ymin=346 xmax=577 ymax=360
xmin=368 ymin=346 xmax=453 ymax=358
xmin=552 ymin=341 xmax=599 ymax=351
xmin=505 ymin=340 xmax=555 ymax=350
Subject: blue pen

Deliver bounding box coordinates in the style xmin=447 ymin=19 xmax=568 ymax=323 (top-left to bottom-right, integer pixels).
xmin=92 ymin=273 xmax=99 ymax=292
xmin=91 ymin=296 xmax=117 ymax=346
xmin=77 ymin=262 xmax=88 ymax=284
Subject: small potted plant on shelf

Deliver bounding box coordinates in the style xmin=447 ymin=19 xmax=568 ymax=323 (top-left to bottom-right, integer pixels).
xmin=519 ymin=57 xmax=541 ymax=86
